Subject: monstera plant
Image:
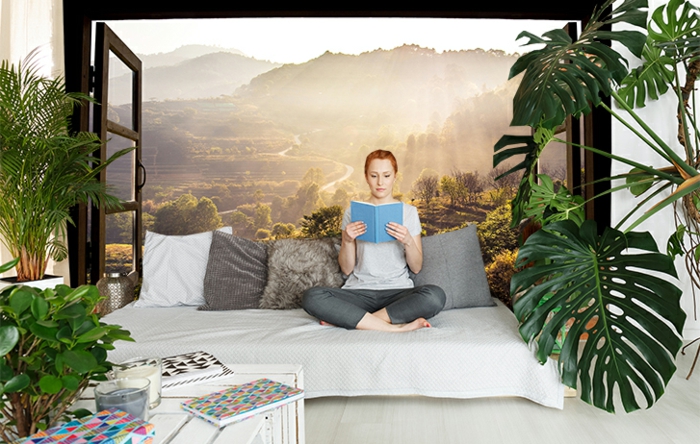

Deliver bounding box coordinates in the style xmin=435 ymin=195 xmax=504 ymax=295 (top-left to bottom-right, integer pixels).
xmin=495 ymin=0 xmax=698 ymax=412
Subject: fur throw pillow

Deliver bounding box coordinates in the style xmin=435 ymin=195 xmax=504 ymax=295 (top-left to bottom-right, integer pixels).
xmin=260 ymin=237 xmax=343 ymax=309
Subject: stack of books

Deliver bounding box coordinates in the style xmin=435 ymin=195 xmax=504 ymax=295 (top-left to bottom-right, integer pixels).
xmin=181 ymin=378 xmax=304 ymax=428
xmin=160 ymin=350 xmax=234 ymax=391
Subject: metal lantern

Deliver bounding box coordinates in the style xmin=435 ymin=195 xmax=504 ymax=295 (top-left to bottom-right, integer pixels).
xmin=96 ymin=273 xmax=134 ymax=315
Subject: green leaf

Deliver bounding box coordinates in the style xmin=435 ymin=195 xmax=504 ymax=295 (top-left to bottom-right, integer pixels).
xmin=625 ymin=167 xmax=656 ymax=195
xmin=493 ymin=134 xmax=545 ymax=226
xmin=76 ymin=327 xmax=108 ymax=343
xmin=55 ymin=303 xmax=86 ymax=320
xmin=62 ymin=374 xmax=80 ymax=391
xmin=31 ymin=296 xmax=49 ymax=320
xmin=90 ymin=347 xmax=108 ymax=364
xmin=0 ymin=360 xmax=13 ymax=381
xmin=9 ymin=290 xmax=33 ymax=315
xmin=0 ymin=258 xmax=19 ymax=274
xmin=35 ymin=319 xmax=59 ymax=328
xmin=29 ymin=322 xmax=59 ymax=342
xmin=56 ymin=326 xmax=73 ymax=344
xmin=512 ymin=220 xmax=685 ymax=413
xmin=75 ymin=319 xmax=97 ymax=337
xmin=667 ymin=224 xmax=686 ymax=258
xmin=617 ymin=37 xmax=675 ymax=108
xmin=71 ymin=408 xmax=93 ymax=419
xmin=39 ymin=374 xmax=63 ymax=394
xmin=62 ymin=350 xmax=98 ymax=374
xmin=509 ymin=0 xmax=648 ymax=128
xmin=4 ymin=374 xmax=30 ymax=393
xmin=0 ymin=325 xmax=19 ymax=356
xmin=648 ymin=0 xmax=700 ymax=60
xmin=524 ymin=174 xmax=585 ymax=226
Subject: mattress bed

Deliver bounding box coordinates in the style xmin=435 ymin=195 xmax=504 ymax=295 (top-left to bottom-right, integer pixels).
xmin=102 ymin=299 xmax=565 ymax=408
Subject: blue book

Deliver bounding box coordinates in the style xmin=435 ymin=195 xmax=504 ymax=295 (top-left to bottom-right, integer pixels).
xmin=351 ymin=201 xmax=403 ymax=243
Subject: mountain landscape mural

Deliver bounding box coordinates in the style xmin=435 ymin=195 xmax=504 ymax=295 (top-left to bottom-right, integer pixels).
xmin=105 ymin=43 xmax=567 ymax=306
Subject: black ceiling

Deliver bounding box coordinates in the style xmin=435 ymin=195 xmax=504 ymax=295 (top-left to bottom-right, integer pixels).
xmin=63 ymin=1 xmax=605 ymax=21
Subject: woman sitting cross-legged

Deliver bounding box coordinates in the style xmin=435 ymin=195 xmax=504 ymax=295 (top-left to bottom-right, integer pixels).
xmin=302 ymin=149 xmax=446 ymax=332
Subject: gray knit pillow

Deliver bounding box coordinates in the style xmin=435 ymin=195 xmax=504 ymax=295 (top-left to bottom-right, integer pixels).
xmin=412 ymin=224 xmax=495 ymax=310
xmin=260 ymin=237 xmax=343 ymax=309
xmin=199 ymin=231 xmax=268 ymax=311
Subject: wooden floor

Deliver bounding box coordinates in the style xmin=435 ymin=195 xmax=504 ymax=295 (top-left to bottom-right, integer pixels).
xmin=305 ymin=343 xmax=700 ymax=444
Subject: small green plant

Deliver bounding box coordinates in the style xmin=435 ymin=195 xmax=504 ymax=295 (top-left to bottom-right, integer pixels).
xmin=0 ymin=258 xmax=134 ymax=441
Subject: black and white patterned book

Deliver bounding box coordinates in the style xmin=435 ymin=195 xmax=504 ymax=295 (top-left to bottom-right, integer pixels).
xmin=161 ymin=351 xmax=234 ymax=391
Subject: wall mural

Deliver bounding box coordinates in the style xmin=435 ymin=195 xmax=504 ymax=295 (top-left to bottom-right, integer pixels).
xmin=102 ymin=19 xmax=570 ymax=308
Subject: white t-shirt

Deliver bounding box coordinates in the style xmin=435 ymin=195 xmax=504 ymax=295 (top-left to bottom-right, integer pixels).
xmin=341 ymin=203 xmax=422 ymax=290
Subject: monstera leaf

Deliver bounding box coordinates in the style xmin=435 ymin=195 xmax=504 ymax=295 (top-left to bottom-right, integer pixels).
xmin=512 ymin=220 xmax=685 ymax=413
xmin=617 ymin=37 xmax=675 ymax=108
xmin=524 ymin=175 xmax=585 ymax=226
xmin=509 ymin=0 xmax=647 ymax=129
xmin=493 ymin=134 xmax=542 ymax=226
xmin=648 ymin=0 xmax=700 ymax=60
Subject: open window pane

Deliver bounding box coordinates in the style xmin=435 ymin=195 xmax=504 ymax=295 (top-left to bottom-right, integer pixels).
xmin=105 ymin=210 xmax=135 ymax=275
xmin=106 ymin=131 xmax=136 ymax=201
xmin=108 ymin=51 xmax=135 ymax=130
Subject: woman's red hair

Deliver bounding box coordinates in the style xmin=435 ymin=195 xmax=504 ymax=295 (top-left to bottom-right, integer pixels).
xmin=364 ymin=149 xmax=398 ymax=176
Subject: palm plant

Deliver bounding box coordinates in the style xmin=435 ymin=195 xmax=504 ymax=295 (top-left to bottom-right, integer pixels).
xmin=495 ymin=0 xmax=698 ymax=412
xmin=0 ymin=49 xmax=131 ymax=282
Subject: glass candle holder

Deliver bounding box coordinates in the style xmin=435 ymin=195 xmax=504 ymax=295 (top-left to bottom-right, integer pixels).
xmin=94 ymin=377 xmax=150 ymax=420
xmin=113 ymin=357 xmax=162 ymax=409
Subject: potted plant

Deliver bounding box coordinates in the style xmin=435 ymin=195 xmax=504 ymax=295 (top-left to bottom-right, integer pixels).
xmin=495 ymin=0 xmax=696 ymax=412
xmin=0 ymin=258 xmax=134 ymax=441
xmin=0 ymin=49 xmax=131 ymax=283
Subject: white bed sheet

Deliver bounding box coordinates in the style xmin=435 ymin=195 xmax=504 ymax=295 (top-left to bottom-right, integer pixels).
xmin=102 ymin=299 xmax=565 ymax=408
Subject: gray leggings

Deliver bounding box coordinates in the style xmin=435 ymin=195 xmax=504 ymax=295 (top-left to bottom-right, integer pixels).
xmin=302 ymin=284 xmax=446 ymax=329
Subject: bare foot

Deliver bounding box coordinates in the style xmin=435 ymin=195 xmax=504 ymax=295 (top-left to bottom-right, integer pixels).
xmin=320 ymin=320 xmax=336 ymax=327
xmin=397 ymin=318 xmax=431 ymax=332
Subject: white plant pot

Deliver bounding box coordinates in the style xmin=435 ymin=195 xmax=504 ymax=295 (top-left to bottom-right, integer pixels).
xmin=0 ymin=275 xmax=65 ymax=291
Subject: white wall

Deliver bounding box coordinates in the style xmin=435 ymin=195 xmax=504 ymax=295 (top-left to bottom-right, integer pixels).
xmin=0 ymin=0 xmax=67 ymax=281
xmin=612 ymin=0 xmax=700 ymax=338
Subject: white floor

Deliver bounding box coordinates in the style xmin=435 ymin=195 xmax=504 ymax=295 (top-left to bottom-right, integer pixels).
xmin=305 ymin=342 xmax=700 ymax=444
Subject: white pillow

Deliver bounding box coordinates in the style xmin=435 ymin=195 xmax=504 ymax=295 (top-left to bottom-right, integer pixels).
xmin=135 ymin=227 xmax=233 ymax=308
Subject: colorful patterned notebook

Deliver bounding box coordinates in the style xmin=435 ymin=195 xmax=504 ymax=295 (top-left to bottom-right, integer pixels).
xmin=25 ymin=409 xmax=154 ymax=444
xmin=181 ymin=378 xmax=304 ymax=428
xmin=161 ymin=350 xmax=234 ymax=391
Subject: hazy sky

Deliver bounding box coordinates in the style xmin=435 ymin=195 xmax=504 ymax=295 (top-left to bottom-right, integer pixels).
xmin=104 ymin=18 xmax=569 ymax=64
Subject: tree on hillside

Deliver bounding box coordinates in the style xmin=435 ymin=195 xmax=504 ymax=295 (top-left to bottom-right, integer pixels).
xmin=454 ymin=170 xmax=483 ymax=203
xmin=271 ymin=222 xmax=296 ymax=239
xmin=153 ymin=193 xmax=222 ymax=235
xmin=228 ymin=210 xmax=256 ymax=238
xmin=300 ymin=205 xmax=343 ymax=238
xmin=254 ymin=203 xmax=272 ymax=230
xmin=440 ymin=175 xmax=467 ymax=207
xmin=331 ymin=188 xmax=350 ymax=209
xmin=412 ymin=173 xmax=439 ymax=207
xmin=477 ymin=204 xmax=518 ymax=265
xmin=301 ymin=167 xmax=325 ymax=186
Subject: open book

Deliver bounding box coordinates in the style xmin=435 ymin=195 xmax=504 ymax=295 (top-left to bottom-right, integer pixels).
xmin=161 ymin=350 xmax=234 ymax=391
xmin=181 ymin=378 xmax=304 ymax=428
xmin=350 ymin=201 xmax=403 ymax=243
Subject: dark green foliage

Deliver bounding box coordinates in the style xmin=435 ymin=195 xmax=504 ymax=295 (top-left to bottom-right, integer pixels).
xmin=512 ymin=221 xmax=685 ymax=412
xmin=509 ymin=0 xmax=648 ymax=129
xmin=0 ymin=273 xmax=133 ymax=440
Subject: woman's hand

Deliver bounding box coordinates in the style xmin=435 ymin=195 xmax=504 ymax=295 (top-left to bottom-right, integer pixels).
xmin=386 ymin=222 xmax=413 ymax=247
xmin=343 ymin=221 xmax=366 ymax=243
xmin=387 ymin=222 xmax=423 ymax=273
